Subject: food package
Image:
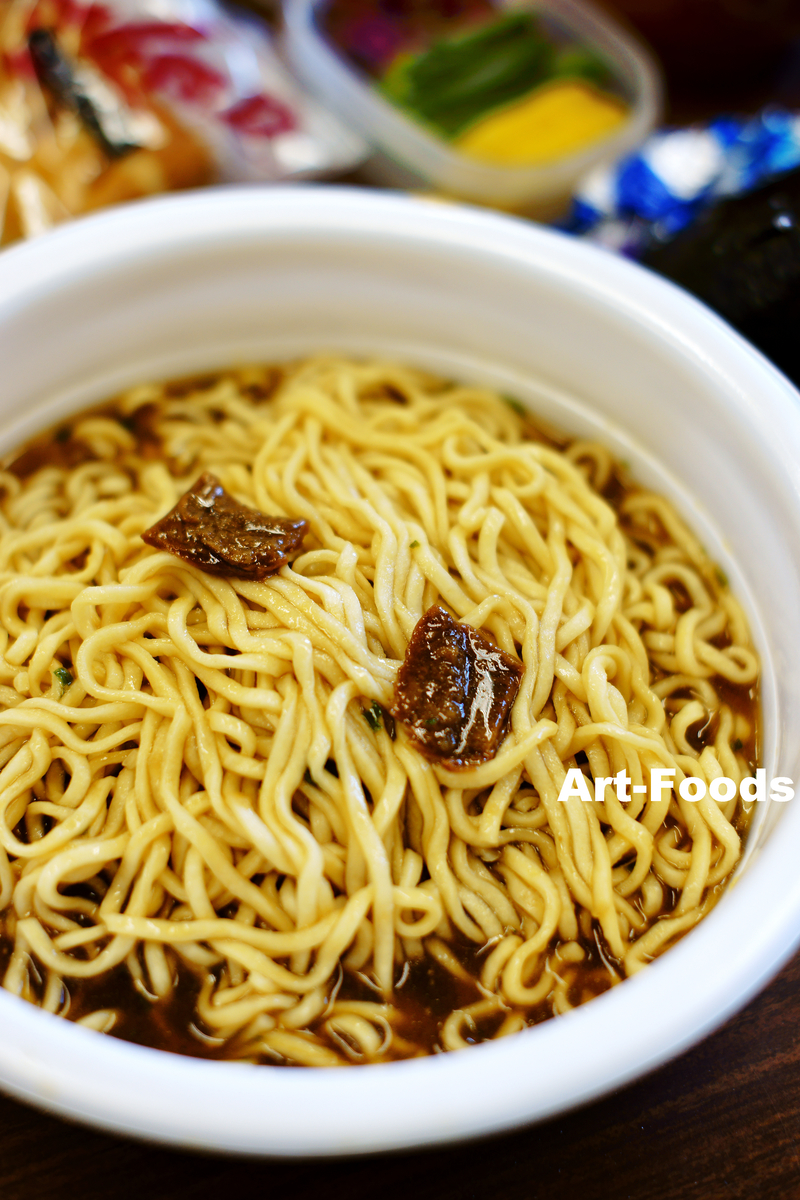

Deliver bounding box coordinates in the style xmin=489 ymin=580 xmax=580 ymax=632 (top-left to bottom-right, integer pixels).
xmin=641 ymin=165 xmax=800 ymax=390
xmin=0 ymin=0 xmax=366 ymax=244
xmin=562 ymin=107 xmax=800 ymax=387
xmin=564 ymin=106 xmax=800 ymax=254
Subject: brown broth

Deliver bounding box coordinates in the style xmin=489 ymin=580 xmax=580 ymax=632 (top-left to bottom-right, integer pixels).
xmin=22 ymin=926 xmax=618 ymax=1063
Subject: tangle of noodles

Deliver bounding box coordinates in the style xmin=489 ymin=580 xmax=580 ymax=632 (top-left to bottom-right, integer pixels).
xmin=0 ymin=357 xmax=758 ymax=1064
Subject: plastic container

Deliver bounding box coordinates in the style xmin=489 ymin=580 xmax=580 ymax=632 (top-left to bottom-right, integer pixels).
xmin=283 ymin=0 xmax=662 ymax=214
xmin=1 ymin=186 xmax=800 ymax=1154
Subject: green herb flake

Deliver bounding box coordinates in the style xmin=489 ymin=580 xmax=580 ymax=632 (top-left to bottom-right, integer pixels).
xmin=424 ymin=717 xmax=438 ymax=728
xmin=303 ymin=768 xmax=314 ymax=786
xmin=503 ymin=395 xmax=526 ymax=417
xmin=364 ymin=701 xmax=383 ymax=732
xmin=409 ymin=540 xmax=420 ymax=549
xmin=714 ymin=566 xmax=729 ymax=589
xmin=54 ymin=666 xmax=73 ymax=692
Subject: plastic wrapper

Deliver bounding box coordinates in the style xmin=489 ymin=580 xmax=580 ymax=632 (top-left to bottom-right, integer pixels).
xmin=0 ymin=0 xmax=366 ymax=244
xmin=641 ymin=166 xmax=800 ymax=390
xmin=564 ymin=107 xmax=800 ymax=255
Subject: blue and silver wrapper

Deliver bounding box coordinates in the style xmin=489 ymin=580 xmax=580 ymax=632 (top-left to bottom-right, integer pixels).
xmin=565 ymin=107 xmax=800 ymax=254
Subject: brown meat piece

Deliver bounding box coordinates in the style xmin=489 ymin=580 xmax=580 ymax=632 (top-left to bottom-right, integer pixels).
xmin=142 ymin=472 xmax=308 ymax=580
xmin=392 ymin=606 xmax=523 ymax=770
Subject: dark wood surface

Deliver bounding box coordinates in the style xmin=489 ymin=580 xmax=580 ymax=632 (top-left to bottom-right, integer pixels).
xmin=2 ymin=948 xmax=800 ymax=1200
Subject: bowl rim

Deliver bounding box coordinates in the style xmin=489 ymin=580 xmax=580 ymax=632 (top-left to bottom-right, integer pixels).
xmin=1 ymin=186 xmax=800 ymax=1156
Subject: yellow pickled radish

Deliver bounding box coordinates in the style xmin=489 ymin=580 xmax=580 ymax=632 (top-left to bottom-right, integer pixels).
xmin=454 ymin=79 xmax=628 ymax=166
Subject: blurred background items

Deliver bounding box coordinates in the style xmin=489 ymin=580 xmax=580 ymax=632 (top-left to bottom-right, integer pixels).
xmin=597 ymin=0 xmax=800 ymax=121
xmin=1 ymin=0 xmax=799 ymax=383
xmin=0 ymin=0 xmax=364 ymax=245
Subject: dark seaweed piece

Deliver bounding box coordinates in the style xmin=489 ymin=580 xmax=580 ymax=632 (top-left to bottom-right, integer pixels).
xmin=28 ymin=28 xmax=138 ymax=158
xmin=642 ymin=167 xmax=800 ymax=389
xmin=392 ymin=605 xmax=523 ymax=769
xmin=142 ymin=472 xmax=308 ymax=581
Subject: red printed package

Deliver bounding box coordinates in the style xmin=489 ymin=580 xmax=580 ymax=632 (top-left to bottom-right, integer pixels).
xmin=0 ymin=0 xmax=366 ymax=243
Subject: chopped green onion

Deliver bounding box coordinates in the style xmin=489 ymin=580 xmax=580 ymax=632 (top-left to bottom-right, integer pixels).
xmin=410 ymin=540 xmax=420 ymax=549
xmin=54 ymin=666 xmax=73 ymax=692
xmin=364 ymin=701 xmax=383 ymax=731
xmin=503 ymin=395 xmax=526 ymax=416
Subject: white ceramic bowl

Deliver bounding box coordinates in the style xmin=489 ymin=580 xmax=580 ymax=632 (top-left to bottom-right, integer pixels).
xmin=1 ymin=187 xmax=800 ymax=1156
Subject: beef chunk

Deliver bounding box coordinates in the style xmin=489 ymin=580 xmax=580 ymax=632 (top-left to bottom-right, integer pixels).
xmin=142 ymin=472 xmax=308 ymax=580
xmin=392 ymin=605 xmax=523 ymax=769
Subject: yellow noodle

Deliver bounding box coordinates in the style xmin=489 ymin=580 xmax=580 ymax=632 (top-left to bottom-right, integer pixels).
xmin=0 ymin=357 xmax=758 ymax=1064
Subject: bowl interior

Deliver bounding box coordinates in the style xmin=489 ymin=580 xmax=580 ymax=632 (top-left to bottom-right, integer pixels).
xmin=1 ymin=187 xmax=800 ymax=1154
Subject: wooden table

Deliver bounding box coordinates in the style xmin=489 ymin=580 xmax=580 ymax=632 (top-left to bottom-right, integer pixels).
xmin=2 ymin=947 xmax=800 ymax=1200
